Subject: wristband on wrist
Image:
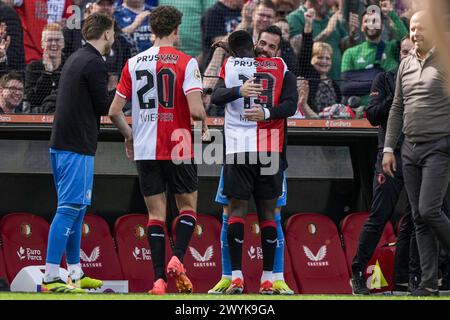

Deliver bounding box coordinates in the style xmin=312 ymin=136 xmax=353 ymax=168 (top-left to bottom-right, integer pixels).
xmin=262 ymin=107 xmax=270 ymax=120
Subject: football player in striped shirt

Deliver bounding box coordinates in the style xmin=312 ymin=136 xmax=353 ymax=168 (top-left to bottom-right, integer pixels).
xmin=109 ymin=6 xmax=206 ymax=295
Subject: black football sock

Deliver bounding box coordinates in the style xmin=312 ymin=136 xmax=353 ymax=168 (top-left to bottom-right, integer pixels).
xmin=261 ymin=220 xmax=277 ymax=272
xmin=147 ymin=220 xmax=167 ymax=282
xmin=172 ymin=211 xmax=197 ymax=262
xmin=227 ymin=217 xmax=245 ymax=271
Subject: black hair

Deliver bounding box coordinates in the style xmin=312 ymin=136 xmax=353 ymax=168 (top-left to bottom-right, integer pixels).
xmin=150 ymin=6 xmax=183 ymax=38
xmin=257 ymin=25 xmax=283 ymax=49
xmin=228 ymin=30 xmax=255 ymax=57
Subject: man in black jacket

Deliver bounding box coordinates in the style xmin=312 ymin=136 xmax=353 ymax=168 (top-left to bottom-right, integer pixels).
xmin=42 ymin=13 xmax=115 ymax=293
xmin=201 ymin=0 xmax=243 ymax=71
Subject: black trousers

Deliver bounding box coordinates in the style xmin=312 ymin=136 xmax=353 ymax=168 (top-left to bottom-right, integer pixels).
xmin=352 ymin=150 xmax=420 ymax=284
xmin=402 ymin=136 xmax=450 ymax=289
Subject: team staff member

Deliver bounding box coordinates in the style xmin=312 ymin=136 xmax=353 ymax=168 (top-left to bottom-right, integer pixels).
xmin=383 ymin=11 xmax=450 ymax=296
xmin=350 ymin=37 xmax=422 ymax=295
xmin=43 ymin=13 xmax=115 ymax=293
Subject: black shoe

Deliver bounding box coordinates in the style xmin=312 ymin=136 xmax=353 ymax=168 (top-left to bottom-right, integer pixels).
xmin=439 ymin=277 xmax=450 ymax=290
xmin=411 ymin=287 xmax=439 ymax=297
xmin=350 ymin=271 xmax=370 ymax=295
xmin=393 ymin=283 xmax=409 ymax=292
xmin=408 ymin=276 xmax=420 ymax=293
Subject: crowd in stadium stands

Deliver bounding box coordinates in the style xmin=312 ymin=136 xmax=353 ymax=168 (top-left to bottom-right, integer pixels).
xmin=0 ymin=0 xmax=416 ymax=118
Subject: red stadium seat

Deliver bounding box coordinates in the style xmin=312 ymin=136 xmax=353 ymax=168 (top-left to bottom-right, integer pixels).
xmin=80 ymin=214 xmax=123 ymax=280
xmin=0 ymin=242 xmax=8 ymax=285
xmin=114 ymin=214 xmax=174 ymax=292
xmin=0 ymin=213 xmax=50 ymax=282
xmin=285 ymin=213 xmax=351 ymax=294
xmin=171 ymin=213 xmax=222 ymax=293
xmin=365 ymin=246 xmax=396 ymax=293
xmin=283 ymin=241 xmax=300 ymax=294
xmin=340 ymin=212 xmax=397 ymax=292
xmin=241 ymin=213 xmax=264 ymax=293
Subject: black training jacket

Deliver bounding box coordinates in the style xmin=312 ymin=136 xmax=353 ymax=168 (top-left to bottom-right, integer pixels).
xmin=50 ymin=43 xmax=110 ymax=156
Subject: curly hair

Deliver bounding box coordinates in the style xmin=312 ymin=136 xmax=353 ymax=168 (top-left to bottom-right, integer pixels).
xmin=150 ymin=6 xmax=183 ymax=39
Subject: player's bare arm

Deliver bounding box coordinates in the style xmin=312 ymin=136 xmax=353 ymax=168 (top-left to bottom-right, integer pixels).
xmin=109 ymin=94 xmax=134 ymax=160
xmin=187 ymin=91 xmax=207 ymax=121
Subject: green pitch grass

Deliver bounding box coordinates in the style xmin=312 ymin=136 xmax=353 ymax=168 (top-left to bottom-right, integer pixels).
xmin=0 ymin=293 xmax=449 ymax=300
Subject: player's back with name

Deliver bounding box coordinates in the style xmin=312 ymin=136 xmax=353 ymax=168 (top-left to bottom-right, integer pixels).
xmin=116 ymin=46 xmax=203 ymax=160
xmin=220 ymin=56 xmax=286 ymax=114
xmin=220 ymin=56 xmax=286 ymax=155
xmin=135 ymin=53 xmax=179 ymax=64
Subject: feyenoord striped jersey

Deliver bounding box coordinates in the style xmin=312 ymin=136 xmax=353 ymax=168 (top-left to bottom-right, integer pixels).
xmin=116 ymin=46 xmax=203 ymax=160
xmin=219 ymin=56 xmax=287 ymax=155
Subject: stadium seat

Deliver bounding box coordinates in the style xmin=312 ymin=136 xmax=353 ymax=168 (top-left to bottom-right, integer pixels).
xmin=171 ymin=213 xmax=222 ymax=293
xmin=80 ymin=214 xmax=123 ymax=281
xmin=0 ymin=242 xmax=8 ymax=285
xmin=0 ymin=213 xmax=50 ymax=282
xmin=241 ymin=213 xmax=264 ymax=293
xmin=340 ymin=212 xmax=397 ymax=292
xmin=283 ymin=240 xmax=300 ymax=294
xmin=114 ymin=214 xmax=174 ymax=293
xmin=285 ymin=213 xmax=352 ymax=294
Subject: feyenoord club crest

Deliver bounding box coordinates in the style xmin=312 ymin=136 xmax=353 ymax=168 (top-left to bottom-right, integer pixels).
xmin=194 ymin=224 xmax=203 ymax=238
xmin=134 ymin=224 xmax=146 ymax=240
xmin=307 ymin=223 xmax=317 ymax=235
xmin=82 ymin=223 xmax=90 ymax=236
xmin=20 ymin=223 xmax=32 ymax=238
xmin=250 ymin=222 xmax=260 ymax=236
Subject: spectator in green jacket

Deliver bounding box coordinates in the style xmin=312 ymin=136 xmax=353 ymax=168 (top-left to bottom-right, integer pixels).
xmin=341 ymin=8 xmax=407 ymax=106
xmin=287 ymin=0 xmax=359 ymax=80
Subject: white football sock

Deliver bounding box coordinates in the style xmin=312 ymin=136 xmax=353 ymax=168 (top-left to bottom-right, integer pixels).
xmin=68 ymin=263 xmax=84 ymax=281
xmin=261 ymin=271 xmax=273 ymax=283
xmin=273 ymin=272 xmax=285 ymax=281
xmin=44 ymin=263 xmax=60 ymax=283
xmin=232 ymin=270 xmax=243 ymax=280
